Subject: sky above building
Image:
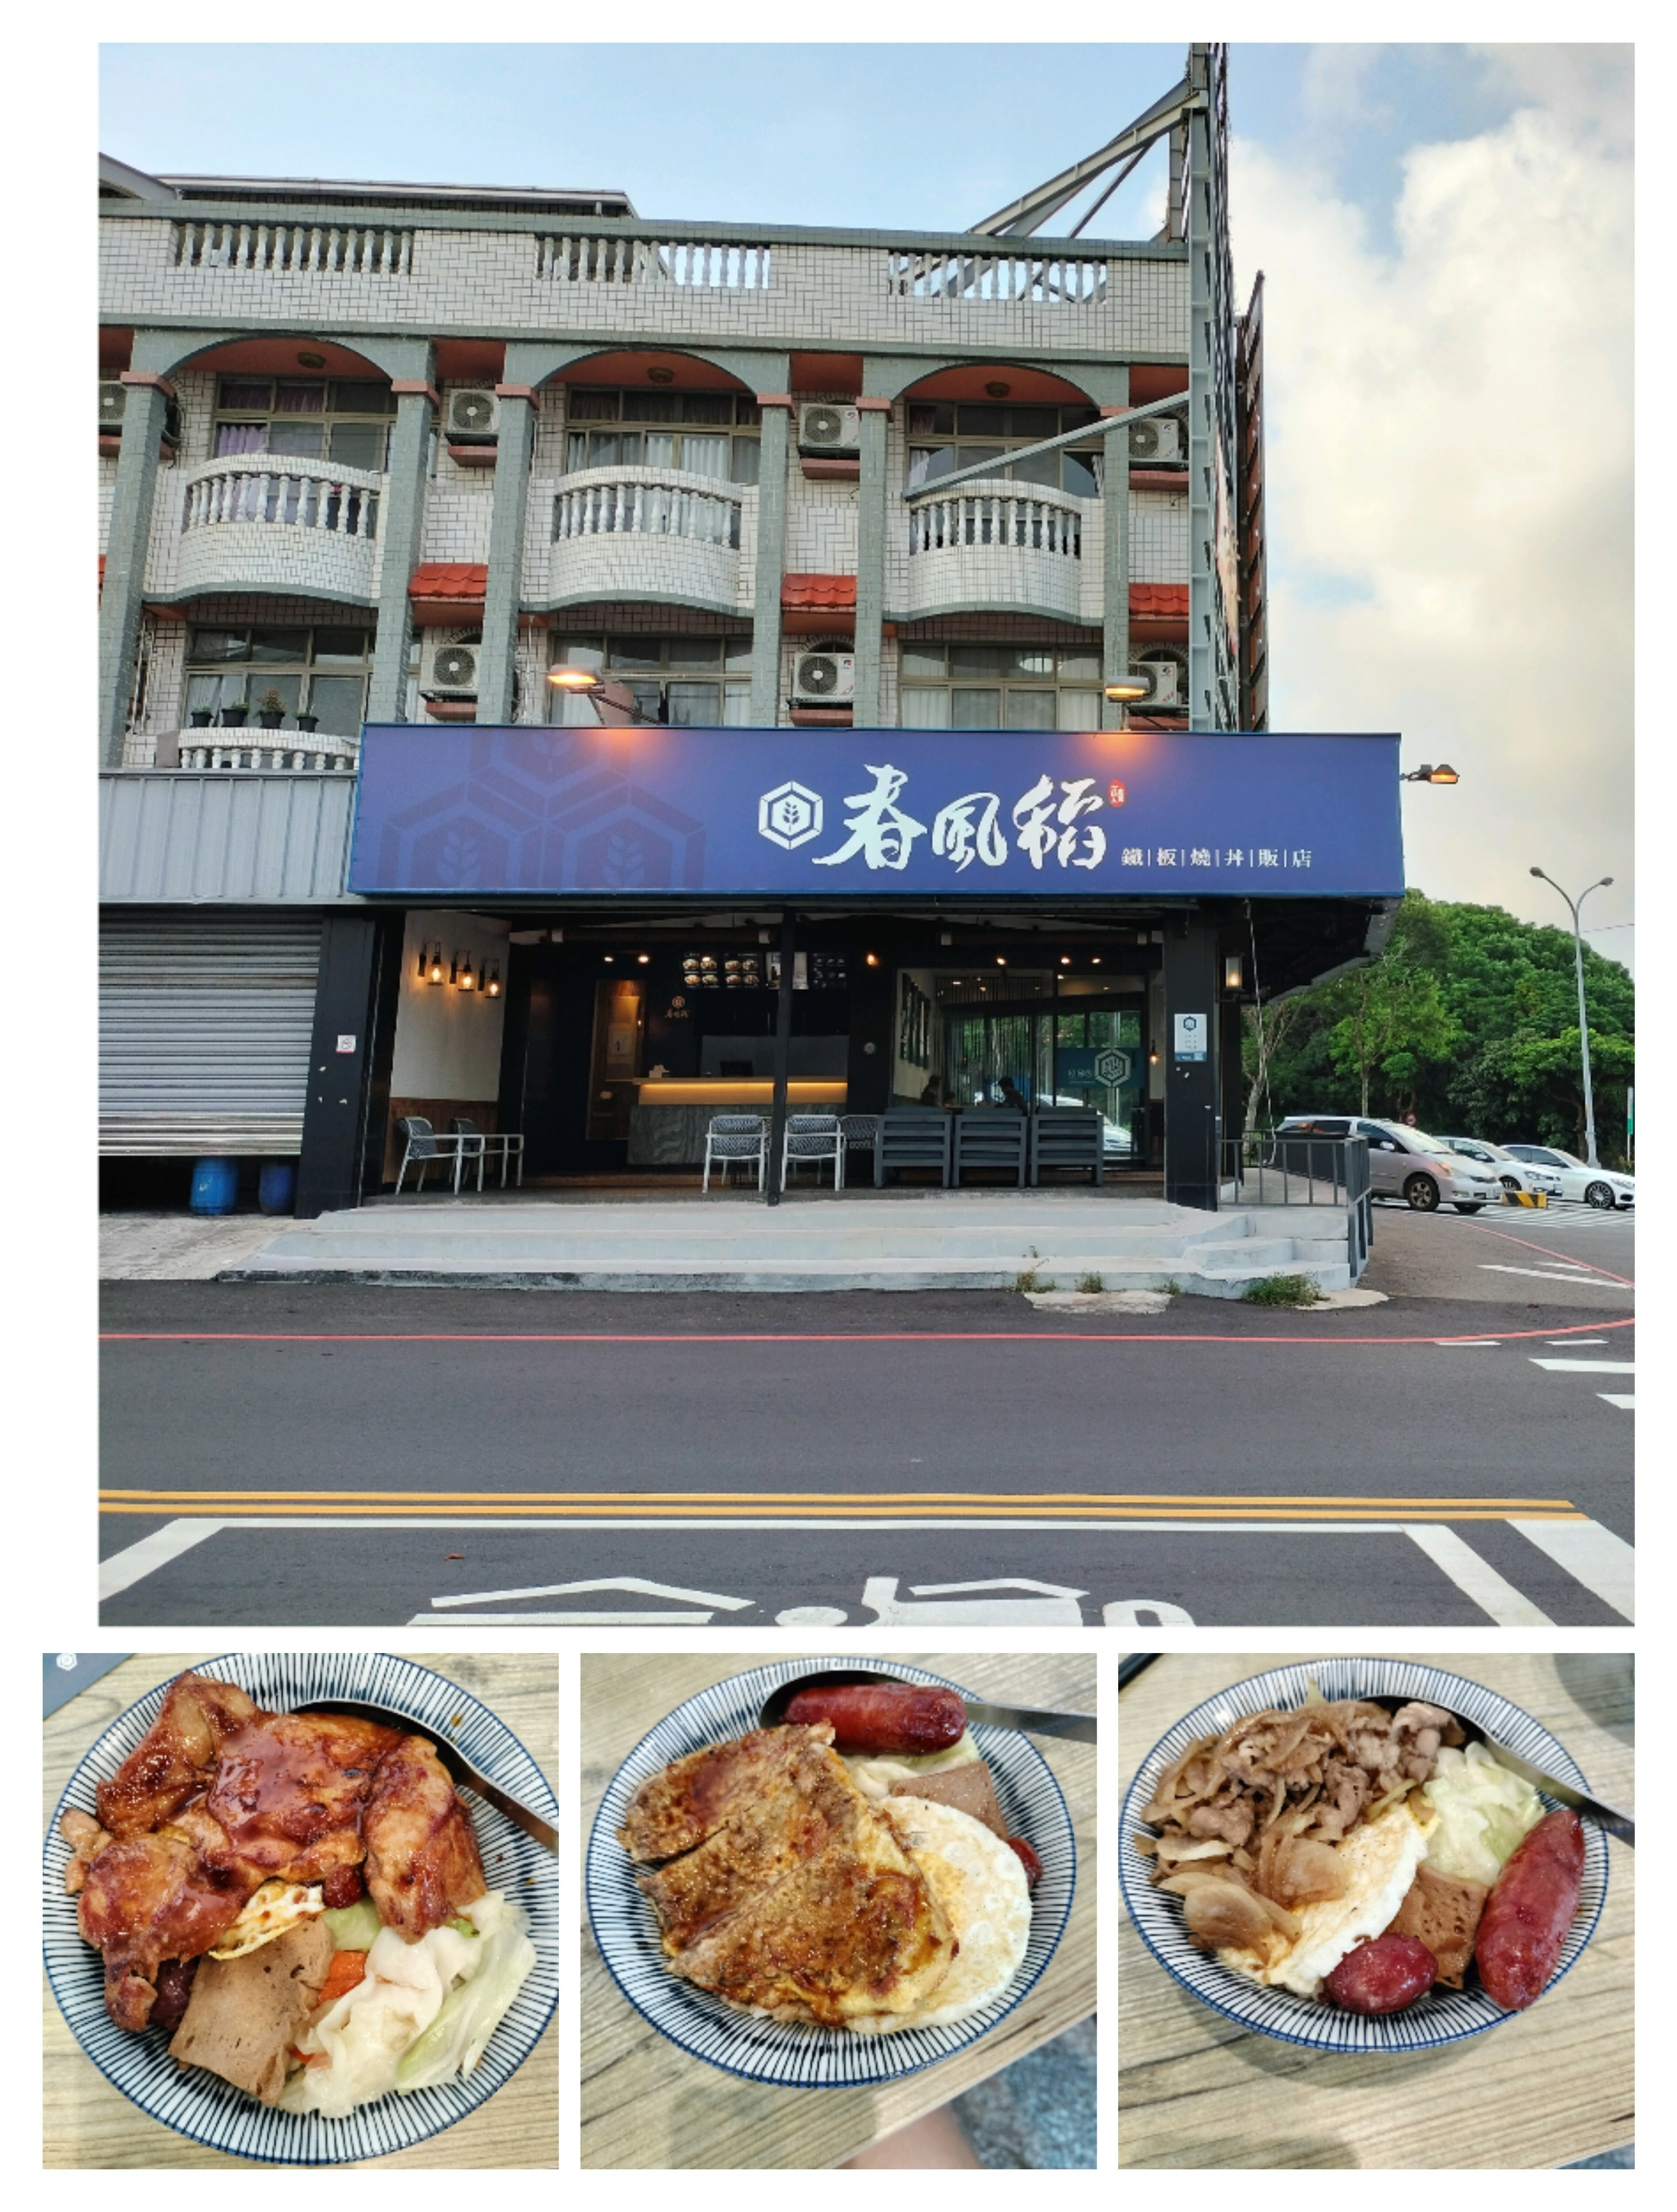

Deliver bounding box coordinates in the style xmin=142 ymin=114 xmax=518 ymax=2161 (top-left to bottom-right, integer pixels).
xmin=99 ymin=39 xmax=1634 ymax=962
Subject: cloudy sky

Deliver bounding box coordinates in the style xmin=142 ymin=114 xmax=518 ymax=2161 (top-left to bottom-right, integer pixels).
xmin=99 ymin=38 xmax=1634 ymax=960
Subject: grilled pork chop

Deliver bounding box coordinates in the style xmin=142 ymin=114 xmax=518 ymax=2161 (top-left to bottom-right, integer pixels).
xmin=620 ymin=1724 xmax=956 ymax=2027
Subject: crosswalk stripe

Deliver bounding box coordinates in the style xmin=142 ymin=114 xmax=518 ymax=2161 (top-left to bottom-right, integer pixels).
xmin=1507 ymin=1516 xmax=1634 ymax=1620
xmin=1598 ymin=1393 xmax=1634 ymax=1410
xmin=1529 ymin=1359 xmax=1634 ymax=1373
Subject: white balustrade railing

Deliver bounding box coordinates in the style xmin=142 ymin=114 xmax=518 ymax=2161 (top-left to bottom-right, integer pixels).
xmin=181 ymin=457 xmax=382 ymax=542
xmin=536 ymin=234 xmax=772 ymax=287
xmin=172 ymin=220 xmax=414 ymax=274
xmin=909 ymin=487 xmax=1084 ymax=558
xmin=172 ymin=732 xmax=359 ymax=773
xmin=887 ymin=248 xmax=1108 ymax=304
xmin=553 ymin=474 xmax=742 ymax=550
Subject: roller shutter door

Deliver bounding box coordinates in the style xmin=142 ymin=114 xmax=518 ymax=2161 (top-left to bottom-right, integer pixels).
xmin=100 ymin=915 xmax=323 ymax=1154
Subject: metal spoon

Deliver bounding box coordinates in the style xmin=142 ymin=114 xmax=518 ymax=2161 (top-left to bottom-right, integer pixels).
xmin=757 ymin=1667 xmax=1097 ymax=1744
xmin=295 ymin=1697 xmax=557 ymax=1854
xmin=1361 ymin=1692 xmax=1633 ymax=1847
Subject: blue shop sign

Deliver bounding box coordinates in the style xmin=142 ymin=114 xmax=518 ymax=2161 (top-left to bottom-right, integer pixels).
xmin=348 ymin=725 xmax=1404 ymax=898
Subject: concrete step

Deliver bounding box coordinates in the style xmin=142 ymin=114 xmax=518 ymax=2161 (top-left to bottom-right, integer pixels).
xmin=225 ymin=1195 xmax=1359 ymax=1297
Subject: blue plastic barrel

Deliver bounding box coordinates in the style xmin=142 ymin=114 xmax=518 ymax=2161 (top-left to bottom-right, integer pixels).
xmin=258 ymin=1161 xmax=296 ymax=1215
xmin=188 ymin=1157 xmax=239 ymax=1214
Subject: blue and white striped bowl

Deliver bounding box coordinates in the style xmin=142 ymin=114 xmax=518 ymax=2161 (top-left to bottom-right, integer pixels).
xmin=1119 ymin=1658 xmax=1610 ymax=2053
xmin=43 ymin=1653 xmax=559 ymax=2164
xmin=586 ymin=1658 xmax=1076 ymax=2087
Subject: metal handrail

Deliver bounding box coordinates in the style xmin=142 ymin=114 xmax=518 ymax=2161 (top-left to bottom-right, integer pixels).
xmin=1221 ymin=1132 xmax=1374 ymax=1276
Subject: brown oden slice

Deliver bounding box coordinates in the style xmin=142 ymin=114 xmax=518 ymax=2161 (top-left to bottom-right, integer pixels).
xmin=888 ymin=1761 xmax=1007 ymax=1840
xmin=1387 ymin=1861 xmax=1490 ymax=1989
xmin=167 ymin=1918 xmax=334 ymax=2104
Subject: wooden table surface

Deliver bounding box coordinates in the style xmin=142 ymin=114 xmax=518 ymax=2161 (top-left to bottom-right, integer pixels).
xmin=43 ymin=1652 xmax=558 ymax=2170
xmin=580 ymin=1651 xmax=1096 ymax=2169
xmin=1117 ymin=1651 xmax=1634 ymax=2169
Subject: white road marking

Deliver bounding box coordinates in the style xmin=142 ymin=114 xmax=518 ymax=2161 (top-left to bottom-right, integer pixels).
xmin=99 ymin=1518 xmax=224 ymax=1600
xmin=1401 ymin=1526 xmax=1556 ymax=1626
xmin=1103 ymin=1599 xmax=1196 ymax=1626
xmin=1479 ymin=1264 xmax=1617 ymax=1283
xmin=1507 ymin=1518 xmax=1634 ymax=1621
xmin=1529 ymin=1359 xmax=1634 ymax=1373
xmin=1435 ymin=1339 xmax=1502 ymax=1347
xmin=860 ymin=1574 xmax=1086 ymax=1624
xmin=1598 ymin=1393 xmax=1635 ymax=1410
xmin=428 ymin=1574 xmax=753 ymax=1611
xmin=408 ymin=1609 xmax=720 ymax=1624
xmin=1549 ymin=1339 xmax=1607 ymax=1346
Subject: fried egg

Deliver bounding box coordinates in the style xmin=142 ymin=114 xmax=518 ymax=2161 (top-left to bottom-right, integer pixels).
xmin=208 ymin=1879 xmax=326 ymax=1960
xmin=1219 ymin=1797 xmax=1437 ymax=1999
xmin=851 ymin=1796 xmax=1032 ymax=2033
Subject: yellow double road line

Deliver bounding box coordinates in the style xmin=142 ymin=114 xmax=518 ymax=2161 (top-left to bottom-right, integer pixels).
xmin=99 ymin=1488 xmax=1588 ymax=1523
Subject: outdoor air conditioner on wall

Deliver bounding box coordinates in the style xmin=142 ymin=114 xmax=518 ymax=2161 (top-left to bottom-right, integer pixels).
xmin=793 ymin=651 xmax=856 ymax=704
xmin=99 ymin=381 xmax=127 ymax=428
xmin=1133 ymin=655 xmax=1183 ymax=706
xmin=798 ymin=404 xmax=862 ymax=454
xmin=425 ymin=639 xmax=480 ymax=695
xmin=1129 ymin=416 xmax=1183 ymax=464
xmin=446 ymin=388 xmax=500 ymax=439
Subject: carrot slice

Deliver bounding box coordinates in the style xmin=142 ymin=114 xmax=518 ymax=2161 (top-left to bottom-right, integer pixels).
xmin=316 ymin=1950 xmax=368 ymax=2008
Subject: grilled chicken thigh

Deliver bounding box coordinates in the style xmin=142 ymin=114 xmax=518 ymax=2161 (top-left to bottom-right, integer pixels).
xmin=96 ymin=1674 xmax=258 ymax=1836
xmin=77 ymin=1831 xmax=252 ymax=2030
xmin=363 ymin=1735 xmax=487 ymax=1937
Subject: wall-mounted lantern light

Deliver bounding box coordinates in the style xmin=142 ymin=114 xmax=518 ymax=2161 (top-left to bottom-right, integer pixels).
xmin=451 ymin=952 xmax=477 ymax=992
xmin=483 ymin=961 xmax=502 ymax=1000
xmin=1223 ymin=955 xmax=1245 ymax=992
xmin=1103 ymin=675 xmax=1149 ymax=702
xmin=422 ymin=941 xmax=445 ymax=985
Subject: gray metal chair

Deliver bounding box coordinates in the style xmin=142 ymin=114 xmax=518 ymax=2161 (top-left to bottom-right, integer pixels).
xmin=702 ymin=1113 xmax=767 ymax=1192
xmin=451 ymin=1115 xmax=525 ymax=1191
xmin=393 ymin=1115 xmax=469 ymax=1195
xmin=1030 ymin=1105 xmax=1105 ymax=1186
xmin=840 ymin=1114 xmax=880 ymax=1181
xmin=875 ymin=1107 xmax=954 ymax=1188
xmin=782 ymin=1112 xmax=844 ymax=1191
xmin=955 ymin=1107 xmax=1029 ymax=1187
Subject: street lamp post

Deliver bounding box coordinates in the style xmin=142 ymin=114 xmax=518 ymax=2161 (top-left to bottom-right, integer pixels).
xmin=1530 ymin=867 xmax=1613 ymax=1168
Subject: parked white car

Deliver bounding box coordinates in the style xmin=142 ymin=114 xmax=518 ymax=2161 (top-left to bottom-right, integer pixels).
xmin=1498 ymin=1144 xmax=1634 ymax=1210
xmin=1435 ymin=1136 xmax=1564 ymax=1199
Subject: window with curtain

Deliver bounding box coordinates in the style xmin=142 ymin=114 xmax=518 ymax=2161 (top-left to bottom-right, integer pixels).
xmin=212 ymin=377 xmax=396 ymax=469
xmin=897 ymin=642 xmax=1104 ymax=731
xmin=549 ymin=633 xmax=753 ymax=725
xmin=184 ymin=623 xmax=374 ymax=733
xmin=905 ymin=401 xmax=1104 ymax=498
xmin=562 ymin=389 xmax=761 ymax=484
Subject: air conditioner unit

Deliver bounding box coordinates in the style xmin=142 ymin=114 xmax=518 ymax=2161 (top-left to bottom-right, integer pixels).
xmin=1129 ymin=416 xmax=1183 ymax=464
xmin=1133 ymin=655 xmax=1183 ymax=706
xmin=99 ymin=381 xmax=127 ymax=428
xmin=798 ymin=403 xmax=862 ymax=454
xmin=427 ymin=639 xmax=481 ymax=695
xmin=793 ymin=650 xmax=856 ymax=704
xmin=446 ymin=388 xmax=500 ymax=439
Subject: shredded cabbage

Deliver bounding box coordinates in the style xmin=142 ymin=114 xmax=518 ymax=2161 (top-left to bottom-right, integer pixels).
xmin=279 ymin=1889 xmax=531 ymax=2118
xmin=845 ymin=1733 xmax=980 ymax=1802
xmin=321 ymin=1897 xmax=381 ymax=1951
xmin=1423 ymin=1743 xmax=1543 ymax=1886
xmin=395 ymin=1891 xmax=537 ymax=2092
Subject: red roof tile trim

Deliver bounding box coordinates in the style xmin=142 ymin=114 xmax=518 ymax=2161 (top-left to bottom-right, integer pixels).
xmin=410 ymin=563 xmax=489 ymax=602
xmin=1131 ymin=583 xmax=1189 ymax=618
xmin=782 ymin=574 xmax=857 ymax=610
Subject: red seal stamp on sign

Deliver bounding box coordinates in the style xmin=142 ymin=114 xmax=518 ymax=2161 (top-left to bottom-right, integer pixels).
xmin=1108 ymin=781 xmax=1127 ymax=807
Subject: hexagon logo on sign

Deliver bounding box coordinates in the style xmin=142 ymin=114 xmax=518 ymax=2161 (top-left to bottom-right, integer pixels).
xmin=758 ymin=780 xmax=824 ymax=851
xmin=1093 ymin=1047 xmax=1133 ymax=1087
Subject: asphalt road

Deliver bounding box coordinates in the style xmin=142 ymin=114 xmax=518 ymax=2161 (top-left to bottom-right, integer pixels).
xmin=99 ymin=1199 xmax=1633 ymax=1629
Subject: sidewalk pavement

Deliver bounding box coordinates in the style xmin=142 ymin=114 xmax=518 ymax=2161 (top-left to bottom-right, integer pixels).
xmin=100 ymin=1213 xmax=293 ymax=1281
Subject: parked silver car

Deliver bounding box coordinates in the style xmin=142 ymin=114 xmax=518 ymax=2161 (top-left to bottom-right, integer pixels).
xmin=1499 ymin=1144 xmax=1635 ymax=1211
xmin=1275 ymin=1116 xmax=1505 ymax=1212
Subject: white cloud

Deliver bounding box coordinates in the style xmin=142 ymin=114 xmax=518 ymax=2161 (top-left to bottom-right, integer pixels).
xmin=1229 ymin=84 xmax=1632 ymax=954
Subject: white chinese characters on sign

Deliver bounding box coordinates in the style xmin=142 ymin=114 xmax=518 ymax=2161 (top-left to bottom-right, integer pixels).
xmin=932 ymin=791 xmax=1006 ymax=873
xmin=1012 ymin=775 xmax=1107 ymax=872
xmin=812 ymin=763 xmax=927 ymax=872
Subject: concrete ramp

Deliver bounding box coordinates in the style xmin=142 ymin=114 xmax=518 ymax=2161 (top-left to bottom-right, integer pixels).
xmin=223 ymin=1192 xmax=1361 ymax=1297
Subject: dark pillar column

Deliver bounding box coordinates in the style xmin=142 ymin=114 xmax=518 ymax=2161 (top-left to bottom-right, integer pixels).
xmin=295 ymin=913 xmax=400 ymax=1219
xmin=1162 ymin=914 xmax=1220 ymax=1210
xmin=846 ymin=939 xmax=894 ymax=1116
xmin=766 ymin=912 xmax=796 ymax=1204
xmin=1220 ymin=993 xmax=1246 ymax=1155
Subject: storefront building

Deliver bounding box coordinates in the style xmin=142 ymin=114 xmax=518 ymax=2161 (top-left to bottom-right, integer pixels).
xmin=97 ymin=46 xmax=1404 ymax=1216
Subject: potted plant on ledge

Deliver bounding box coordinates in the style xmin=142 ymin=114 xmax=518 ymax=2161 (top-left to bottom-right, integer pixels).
xmin=295 ymin=708 xmax=319 ymax=733
xmin=219 ymin=701 xmax=248 ymax=727
xmin=188 ymin=707 xmax=214 ymax=727
xmin=255 ymin=687 xmax=287 ymax=730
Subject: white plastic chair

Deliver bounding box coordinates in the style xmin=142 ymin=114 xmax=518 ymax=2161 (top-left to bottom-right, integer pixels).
xmin=702 ymin=1114 xmax=767 ymax=1192
xmin=783 ymin=1112 xmax=844 ymax=1191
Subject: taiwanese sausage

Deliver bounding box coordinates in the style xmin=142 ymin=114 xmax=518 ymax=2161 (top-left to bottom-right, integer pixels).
xmin=783 ymin=1685 xmax=965 ymax=1756
xmin=1475 ymin=1807 xmax=1585 ymax=2011
xmin=1008 ymin=1837 xmax=1044 ymax=1891
xmin=1323 ymin=1933 xmax=1436 ymax=2014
